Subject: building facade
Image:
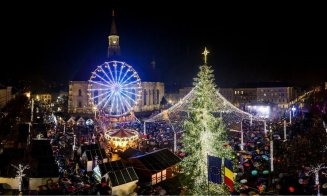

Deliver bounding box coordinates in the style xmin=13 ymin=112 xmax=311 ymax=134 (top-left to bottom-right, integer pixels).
xmin=138 ymin=82 xmax=164 ymax=112
xmin=256 ymin=87 xmax=294 ymax=108
xmin=232 ymin=88 xmax=257 ymax=108
xmin=33 ymin=94 xmax=52 ymax=104
xmin=68 ymin=81 xmax=90 ymax=113
xmin=165 ymin=87 xmax=192 ymax=105
xmin=68 ymin=81 xmax=164 ymax=113
xmin=0 ymin=86 xmax=12 ymax=109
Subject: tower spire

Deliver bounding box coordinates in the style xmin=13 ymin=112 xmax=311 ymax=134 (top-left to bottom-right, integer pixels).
xmin=110 ymin=10 xmax=118 ymax=35
xmin=108 ymin=9 xmax=120 ymax=59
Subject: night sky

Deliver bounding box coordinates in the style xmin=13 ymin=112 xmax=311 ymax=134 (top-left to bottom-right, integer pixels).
xmin=2 ymin=2 xmax=327 ymax=89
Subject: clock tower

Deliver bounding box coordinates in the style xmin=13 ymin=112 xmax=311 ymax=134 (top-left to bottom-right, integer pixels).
xmin=108 ymin=10 xmax=120 ymax=59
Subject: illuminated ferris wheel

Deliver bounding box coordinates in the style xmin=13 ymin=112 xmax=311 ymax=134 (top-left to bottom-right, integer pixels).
xmin=88 ymin=61 xmax=142 ymax=117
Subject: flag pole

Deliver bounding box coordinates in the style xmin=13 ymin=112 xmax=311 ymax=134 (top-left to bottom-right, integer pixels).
xmin=207 ymin=153 xmax=210 ymax=195
xmin=222 ymin=157 xmax=225 ymax=188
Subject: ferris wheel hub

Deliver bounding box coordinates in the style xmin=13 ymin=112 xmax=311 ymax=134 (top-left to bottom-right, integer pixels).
xmin=112 ymin=84 xmax=121 ymax=93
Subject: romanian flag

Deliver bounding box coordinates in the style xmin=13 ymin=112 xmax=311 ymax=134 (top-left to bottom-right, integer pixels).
xmin=224 ymin=158 xmax=234 ymax=192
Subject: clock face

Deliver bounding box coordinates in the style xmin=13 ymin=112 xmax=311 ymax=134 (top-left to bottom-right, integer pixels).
xmin=111 ymin=38 xmax=118 ymax=45
xmin=109 ymin=36 xmax=119 ymax=45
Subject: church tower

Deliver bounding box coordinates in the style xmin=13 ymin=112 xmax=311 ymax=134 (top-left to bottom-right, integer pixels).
xmin=108 ymin=10 xmax=120 ymax=59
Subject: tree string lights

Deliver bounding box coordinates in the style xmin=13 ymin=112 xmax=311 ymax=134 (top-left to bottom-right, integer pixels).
xmin=176 ymin=48 xmax=235 ymax=195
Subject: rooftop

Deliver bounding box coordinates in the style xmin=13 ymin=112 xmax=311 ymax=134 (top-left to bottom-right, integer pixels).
xmin=130 ymin=148 xmax=181 ymax=173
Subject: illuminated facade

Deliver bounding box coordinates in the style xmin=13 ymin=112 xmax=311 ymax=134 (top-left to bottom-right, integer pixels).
xmin=138 ymin=82 xmax=164 ymax=112
xmin=33 ymin=93 xmax=52 ymax=104
xmin=256 ymin=87 xmax=294 ymax=108
xmin=68 ymin=81 xmax=164 ymax=113
xmin=0 ymin=86 xmax=12 ymax=109
xmin=68 ymin=81 xmax=90 ymax=113
xmin=165 ymin=87 xmax=192 ymax=104
xmin=232 ymin=88 xmax=257 ymax=108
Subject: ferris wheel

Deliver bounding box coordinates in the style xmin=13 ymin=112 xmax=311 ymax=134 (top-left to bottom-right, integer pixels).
xmin=88 ymin=61 xmax=142 ymax=117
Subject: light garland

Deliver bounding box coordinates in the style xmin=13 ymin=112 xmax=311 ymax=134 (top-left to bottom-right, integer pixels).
xmin=176 ymin=48 xmax=234 ymax=195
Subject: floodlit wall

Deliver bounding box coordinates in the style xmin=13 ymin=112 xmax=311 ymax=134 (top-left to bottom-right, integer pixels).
xmin=0 ymin=177 xmax=19 ymax=189
xmin=111 ymin=180 xmax=138 ymax=196
xmin=29 ymin=177 xmax=59 ymax=190
xmin=0 ymin=177 xmax=59 ymax=190
xmin=0 ymin=87 xmax=12 ymax=109
xmin=68 ymin=81 xmax=165 ymax=113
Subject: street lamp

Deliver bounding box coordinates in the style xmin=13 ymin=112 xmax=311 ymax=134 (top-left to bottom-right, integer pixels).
xmin=291 ymin=106 xmax=296 ymax=117
xmin=289 ymin=105 xmax=296 ymax=124
xmin=73 ymin=134 xmax=76 ymax=151
xmin=269 ymin=125 xmax=274 ymax=172
xmin=229 ymin=120 xmax=244 ymax=151
xmin=93 ymin=106 xmax=97 ymax=119
xmin=283 ymin=119 xmax=287 ymax=141
xmin=30 ymin=98 xmax=34 ymax=122
xmin=241 ymin=120 xmax=244 ymax=151
xmin=167 ymin=118 xmax=177 ymax=153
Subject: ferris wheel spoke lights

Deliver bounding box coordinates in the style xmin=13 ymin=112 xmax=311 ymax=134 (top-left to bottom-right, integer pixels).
xmin=88 ymin=61 xmax=141 ymax=116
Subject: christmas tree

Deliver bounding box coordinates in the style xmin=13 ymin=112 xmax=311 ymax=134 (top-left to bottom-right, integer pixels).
xmin=180 ymin=48 xmax=234 ymax=195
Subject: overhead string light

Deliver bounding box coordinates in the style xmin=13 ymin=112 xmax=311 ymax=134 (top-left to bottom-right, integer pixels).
xmin=145 ymin=87 xmax=265 ymax=132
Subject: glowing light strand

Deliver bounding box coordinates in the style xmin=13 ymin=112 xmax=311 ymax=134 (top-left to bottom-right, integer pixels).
xmin=88 ymin=62 xmax=142 ymax=116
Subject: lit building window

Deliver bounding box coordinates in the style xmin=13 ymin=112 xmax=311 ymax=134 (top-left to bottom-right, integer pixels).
xmin=157 ymin=89 xmax=160 ymax=104
xmin=144 ymin=90 xmax=147 ymax=105
xmin=148 ymin=90 xmax=151 ymax=105
xmin=153 ymin=89 xmax=155 ymax=105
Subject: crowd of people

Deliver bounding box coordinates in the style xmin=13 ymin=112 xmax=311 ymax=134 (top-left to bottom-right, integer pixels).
xmin=34 ymin=89 xmax=327 ymax=195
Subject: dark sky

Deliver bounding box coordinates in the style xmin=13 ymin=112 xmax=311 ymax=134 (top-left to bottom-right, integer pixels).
xmin=2 ymin=2 xmax=327 ymax=88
